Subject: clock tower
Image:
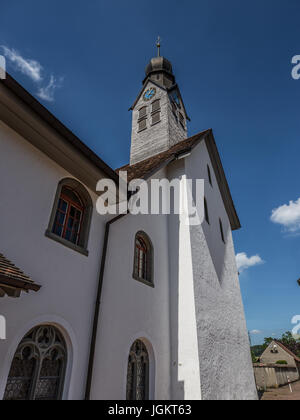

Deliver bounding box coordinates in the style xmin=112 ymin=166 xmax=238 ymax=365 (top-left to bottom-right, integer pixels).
xmin=129 ymin=41 xmax=190 ymax=165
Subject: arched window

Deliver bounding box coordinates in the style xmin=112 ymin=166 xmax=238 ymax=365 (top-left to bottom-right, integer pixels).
xmin=126 ymin=340 xmax=149 ymax=400
xmin=52 ymin=187 xmax=84 ymax=245
xmin=133 ymin=232 xmax=153 ymax=286
xmin=219 ymin=218 xmax=225 ymax=243
xmin=46 ymin=178 xmax=93 ymax=256
xmin=4 ymin=325 xmax=67 ymax=400
xmin=207 ymin=164 xmax=212 ymax=186
xmin=204 ymin=197 xmax=210 ymax=224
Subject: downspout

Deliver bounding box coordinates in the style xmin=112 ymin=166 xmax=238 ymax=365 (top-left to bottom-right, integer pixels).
xmin=84 ymin=155 xmax=181 ymax=399
xmin=85 ymin=213 xmax=126 ymax=400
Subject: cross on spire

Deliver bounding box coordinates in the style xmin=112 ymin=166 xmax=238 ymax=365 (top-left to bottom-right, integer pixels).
xmin=156 ymin=36 xmax=161 ymax=57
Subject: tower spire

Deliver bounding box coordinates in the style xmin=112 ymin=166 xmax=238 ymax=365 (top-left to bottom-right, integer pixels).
xmin=156 ymin=36 xmax=161 ymax=57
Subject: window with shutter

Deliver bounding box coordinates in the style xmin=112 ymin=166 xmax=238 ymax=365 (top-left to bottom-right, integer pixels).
xmin=152 ymin=112 xmax=161 ymax=125
xmin=139 ymin=107 xmax=147 ymax=119
xmin=179 ymin=112 xmax=185 ymax=129
xmin=152 ymin=99 xmax=160 ymax=113
xmin=138 ymin=119 xmax=147 ymax=131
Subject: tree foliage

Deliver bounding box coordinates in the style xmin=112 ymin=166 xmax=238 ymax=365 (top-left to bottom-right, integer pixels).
xmin=251 ymin=331 xmax=300 ymax=359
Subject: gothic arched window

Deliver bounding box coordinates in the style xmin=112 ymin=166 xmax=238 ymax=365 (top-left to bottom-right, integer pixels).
xmin=126 ymin=340 xmax=149 ymax=401
xmin=133 ymin=232 xmax=153 ymax=286
xmin=4 ymin=325 xmax=67 ymax=400
xmin=46 ymin=178 xmax=93 ymax=256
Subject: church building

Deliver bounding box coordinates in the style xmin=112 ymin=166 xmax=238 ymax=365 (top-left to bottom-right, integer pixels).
xmin=0 ymin=44 xmax=257 ymax=400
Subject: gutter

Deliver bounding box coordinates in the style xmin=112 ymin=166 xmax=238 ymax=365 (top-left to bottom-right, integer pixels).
xmin=85 ymin=213 xmax=127 ymax=400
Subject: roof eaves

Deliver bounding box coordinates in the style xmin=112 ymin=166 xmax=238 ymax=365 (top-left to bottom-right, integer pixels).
xmin=0 ymin=73 xmax=119 ymax=184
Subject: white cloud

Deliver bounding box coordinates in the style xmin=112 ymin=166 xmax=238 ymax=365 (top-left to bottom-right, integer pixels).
xmin=250 ymin=330 xmax=262 ymax=335
xmin=236 ymin=252 xmax=264 ymax=273
xmin=271 ymin=198 xmax=300 ymax=232
xmin=1 ymin=46 xmax=43 ymax=82
xmin=37 ymin=75 xmax=63 ymax=102
xmin=1 ymin=45 xmax=64 ymax=102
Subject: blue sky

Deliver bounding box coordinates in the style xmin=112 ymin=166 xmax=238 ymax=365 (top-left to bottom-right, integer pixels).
xmin=1 ymin=0 xmax=300 ymax=345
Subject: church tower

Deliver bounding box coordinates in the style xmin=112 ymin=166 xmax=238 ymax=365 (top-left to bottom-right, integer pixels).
xmin=130 ymin=39 xmax=190 ymax=165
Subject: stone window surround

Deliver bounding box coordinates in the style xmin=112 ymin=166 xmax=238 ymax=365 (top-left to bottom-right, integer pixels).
xmin=45 ymin=178 xmax=93 ymax=257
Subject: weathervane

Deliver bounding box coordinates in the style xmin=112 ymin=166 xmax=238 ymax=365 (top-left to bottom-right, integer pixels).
xmin=156 ymin=36 xmax=161 ymax=57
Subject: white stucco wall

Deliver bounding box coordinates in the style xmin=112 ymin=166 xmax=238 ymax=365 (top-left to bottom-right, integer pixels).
xmin=181 ymin=141 xmax=257 ymax=400
xmin=0 ymin=121 xmax=106 ymax=400
xmin=0 ymin=116 xmax=257 ymax=400
xmin=90 ymin=168 xmax=171 ymax=399
xmin=91 ymin=140 xmax=257 ymax=400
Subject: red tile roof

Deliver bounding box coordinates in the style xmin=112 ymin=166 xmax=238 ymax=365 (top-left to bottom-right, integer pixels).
xmin=274 ymin=340 xmax=300 ymax=363
xmin=0 ymin=253 xmax=41 ymax=297
xmin=117 ymin=130 xmax=241 ymax=230
xmin=117 ymin=130 xmax=209 ymax=182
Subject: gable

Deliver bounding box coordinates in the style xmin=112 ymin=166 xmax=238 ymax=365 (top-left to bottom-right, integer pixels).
xmin=118 ymin=129 xmax=240 ymax=231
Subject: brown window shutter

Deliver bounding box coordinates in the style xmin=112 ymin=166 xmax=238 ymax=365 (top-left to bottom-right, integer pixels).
xmin=152 ymin=112 xmax=161 ymax=125
xmin=138 ymin=119 xmax=147 ymax=131
xmin=139 ymin=107 xmax=147 ymax=119
xmin=152 ymin=99 xmax=160 ymax=113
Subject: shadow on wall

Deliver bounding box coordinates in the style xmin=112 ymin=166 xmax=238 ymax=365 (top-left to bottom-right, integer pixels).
xmin=168 ymin=211 xmax=188 ymax=400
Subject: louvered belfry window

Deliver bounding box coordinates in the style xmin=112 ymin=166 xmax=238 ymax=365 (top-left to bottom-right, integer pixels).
xmin=139 ymin=106 xmax=147 ymax=119
xmin=151 ymin=99 xmax=161 ymax=125
xmin=126 ymin=340 xmax=149 ymax=400
xmin=152 ymin=112 xmax=161 ymax=125
xmin=138 ymin=107 xmax=147 ymax=131
xmin=138 ymin=118 xmax=147 ymax=131
xmin=152 ymin=99 xmax=160 ymax=113
xmin=4 ymin=325 xmax=67 ymax=400
xmin=179 ymin=112 xmax=185 ymax=129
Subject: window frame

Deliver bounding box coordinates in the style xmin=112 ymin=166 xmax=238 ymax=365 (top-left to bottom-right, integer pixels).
xmin=45 ymin=178 xmax=93 ymax=256
xmin=52 ymin=189 xmax=84 ymax=246
xmin=133 ymin=231 xmax=154 ymax=288
xmin=126 ymin=339 xmax=149 ymax=400
xmin=3 ymin=325 xmax=67 ymax=401
xmin=137 ymin=106 xmax=148 ymax=132
xmin=151 ymin=99 xmax=161 ymax=126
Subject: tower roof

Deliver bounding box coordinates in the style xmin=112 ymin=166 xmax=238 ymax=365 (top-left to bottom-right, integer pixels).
xmin=145 ymin=56 xmax=174 ymax=78
xmin=143 ymin=38 xmax=175 ymax=87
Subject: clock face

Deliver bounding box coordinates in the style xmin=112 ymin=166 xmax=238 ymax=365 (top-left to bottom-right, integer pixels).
xmin=143 ymin=87 xmax=156 ymax=101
